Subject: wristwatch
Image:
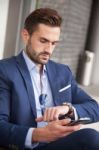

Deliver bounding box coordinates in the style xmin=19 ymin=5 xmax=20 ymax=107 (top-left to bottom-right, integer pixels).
xmin=62 ymin=102 xmax=74 ymax=118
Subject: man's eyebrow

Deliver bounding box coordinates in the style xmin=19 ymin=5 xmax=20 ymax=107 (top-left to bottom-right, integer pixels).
xmin=40 ymin=37 xmax=60 ymax=43
xmin=40 ymin=37 xmax=49 ymax=42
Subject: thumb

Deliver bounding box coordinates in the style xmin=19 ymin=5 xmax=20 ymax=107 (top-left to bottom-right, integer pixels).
xmin=35 ymin=116 xmax=43 ymax=122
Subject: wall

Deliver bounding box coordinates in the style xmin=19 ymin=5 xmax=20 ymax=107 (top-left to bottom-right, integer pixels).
xmin=0 ymin=0 xmax=93 ymax=79
xmin=0 ymin=0 xmax=9 ymax=59
xmin=85 ymin=0 xmax=99 ymax=84
xmin=15 ymin=0 xmax=36 ymax=54
xmin=2 ymin=0 xmax=22 ymax=58
xmin=0 ymin=0 xmax=36 ymax=58
xmin=37 ymin=0 xmax=92 ymax=75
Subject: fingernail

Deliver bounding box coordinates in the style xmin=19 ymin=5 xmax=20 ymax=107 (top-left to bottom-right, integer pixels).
xmin=66 ymin=118 xmax=71 ymax=122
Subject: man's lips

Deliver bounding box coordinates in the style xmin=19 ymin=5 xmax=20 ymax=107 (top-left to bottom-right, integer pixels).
xmin=40 ymin=53 xmax=50 ymax=58
xmin=41 ymin=52 xmax=50 ymax=55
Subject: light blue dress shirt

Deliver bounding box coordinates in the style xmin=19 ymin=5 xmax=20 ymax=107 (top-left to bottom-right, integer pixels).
xmin=23 ymin=51 xmax=54 ymax=149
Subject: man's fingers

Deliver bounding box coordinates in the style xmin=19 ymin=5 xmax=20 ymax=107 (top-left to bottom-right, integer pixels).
xmin=35 ymin=116 xmax=43 ymax=122
xmin=60 ymin=118 xmax=71 ymax=126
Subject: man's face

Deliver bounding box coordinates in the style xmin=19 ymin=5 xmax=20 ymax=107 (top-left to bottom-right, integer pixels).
xmin=22 ymin=24 xmax=60 ymax=66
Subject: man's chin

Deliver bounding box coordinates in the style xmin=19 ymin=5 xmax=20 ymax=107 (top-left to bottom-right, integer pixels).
xmin=40 ymin=59 xmax=49 ymax=65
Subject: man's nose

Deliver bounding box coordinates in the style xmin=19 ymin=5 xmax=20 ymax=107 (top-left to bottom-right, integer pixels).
xmin=45 ymin=43 xmax=53 ymax=52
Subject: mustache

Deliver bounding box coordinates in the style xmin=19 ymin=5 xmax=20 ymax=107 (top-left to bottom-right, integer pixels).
xmin=39 ymin=52 xmax=50 ymax=55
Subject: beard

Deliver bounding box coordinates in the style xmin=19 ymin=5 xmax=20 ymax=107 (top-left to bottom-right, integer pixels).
xmin=26 ymin=41 xmax=51 ymax=65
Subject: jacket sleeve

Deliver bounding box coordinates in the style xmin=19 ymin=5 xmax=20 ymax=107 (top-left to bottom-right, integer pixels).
xmin=68 ymin=67 xmax=99 ymax=122
xmin=0 ymin=64 xmax=29 ymax=150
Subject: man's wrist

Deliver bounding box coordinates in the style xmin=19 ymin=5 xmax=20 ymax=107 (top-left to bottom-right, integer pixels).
xmin=32 ymin=127 xmax=45 ymax=143
xmin=32 ymin=128 xmax=38 ymax=143
xmin=25 ymin=128 xmax=39 ymax=149
xmin=62 ymin=102 xmax=74 ymax=118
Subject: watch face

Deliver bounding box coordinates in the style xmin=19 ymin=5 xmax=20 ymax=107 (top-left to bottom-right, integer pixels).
xmin=62 ymin=102 xmax=72 ymax=107
xmin=62 ymin=102 xmax=73 ymax=115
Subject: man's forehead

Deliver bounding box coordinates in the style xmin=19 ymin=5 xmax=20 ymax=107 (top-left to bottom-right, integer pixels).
xmin=31 ymin=24 xmax=60 ymax=42
xmin=36 ymin=23 xmax=60 ymax=32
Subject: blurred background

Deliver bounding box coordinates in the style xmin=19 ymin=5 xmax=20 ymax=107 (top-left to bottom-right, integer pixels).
xmin=0 ymin=0 xmax=99 ymax=102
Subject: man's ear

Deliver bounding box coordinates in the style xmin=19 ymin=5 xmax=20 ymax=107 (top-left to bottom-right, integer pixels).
xmin=21 ymin=29 xmax=30 ymax=45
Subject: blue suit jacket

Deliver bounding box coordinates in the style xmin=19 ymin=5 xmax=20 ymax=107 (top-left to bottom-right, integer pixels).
xmin=0 ymin=52 xmax=99 ymax=150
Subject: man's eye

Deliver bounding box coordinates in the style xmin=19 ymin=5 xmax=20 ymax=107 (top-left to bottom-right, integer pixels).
xmin=40 ymin=39 xmax=47 ymax=43
xmin=52 ymin=42 xmax=57 ymax=46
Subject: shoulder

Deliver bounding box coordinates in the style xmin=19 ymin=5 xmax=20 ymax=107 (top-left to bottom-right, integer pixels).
xmin=47 ymin=60 xmax=74 ymax=80
xmin=48 ymin=60 xmax=72 ymax=74
xmin=46 ymin=60 xmax=75 ymax=82
xmin=0 ymin=56 xmax=16 ymax=69
xmin=0 ymin=56 xmax=17 ymax=79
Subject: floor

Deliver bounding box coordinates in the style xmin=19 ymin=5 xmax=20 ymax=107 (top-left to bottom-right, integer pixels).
xmin=82 ymin=122 xmax=99 ymax=131
xmin=79 ymin=84 xmax=99 ymax=102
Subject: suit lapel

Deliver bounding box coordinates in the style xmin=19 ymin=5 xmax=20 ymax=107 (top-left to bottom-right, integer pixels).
xmin=46 ymin=61 xmax=62 ymax=106
xmin=15 ymin=52 xmax=37 ymax=117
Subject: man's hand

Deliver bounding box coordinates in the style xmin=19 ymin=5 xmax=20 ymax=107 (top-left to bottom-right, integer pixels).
xmin=36 ymin=106 xmax=70 ymax=122
xmin=32 ymin=119 xmax=81 ymax=143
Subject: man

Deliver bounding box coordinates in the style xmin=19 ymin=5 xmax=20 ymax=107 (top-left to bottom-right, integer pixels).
xmin=0 ymin=8 xmax=99 ymax=150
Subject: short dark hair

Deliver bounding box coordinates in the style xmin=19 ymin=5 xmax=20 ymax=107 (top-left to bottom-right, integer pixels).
xmin=24 ymin=8 xmax=62 ymax=35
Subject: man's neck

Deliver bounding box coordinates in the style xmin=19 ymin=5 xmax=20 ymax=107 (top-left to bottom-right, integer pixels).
xmin=38 ymin=64 xmax=44 ymax=75
xmin=24 ymin=49 xmax=44 ymax=73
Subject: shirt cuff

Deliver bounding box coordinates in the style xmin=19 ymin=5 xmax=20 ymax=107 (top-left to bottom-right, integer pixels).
xmin=25 ymin=128 xmax=39 ymax=149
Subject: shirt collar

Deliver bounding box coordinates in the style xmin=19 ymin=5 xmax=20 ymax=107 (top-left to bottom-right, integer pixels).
xmin=22 ymin=50 xmax=46 ymax=73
